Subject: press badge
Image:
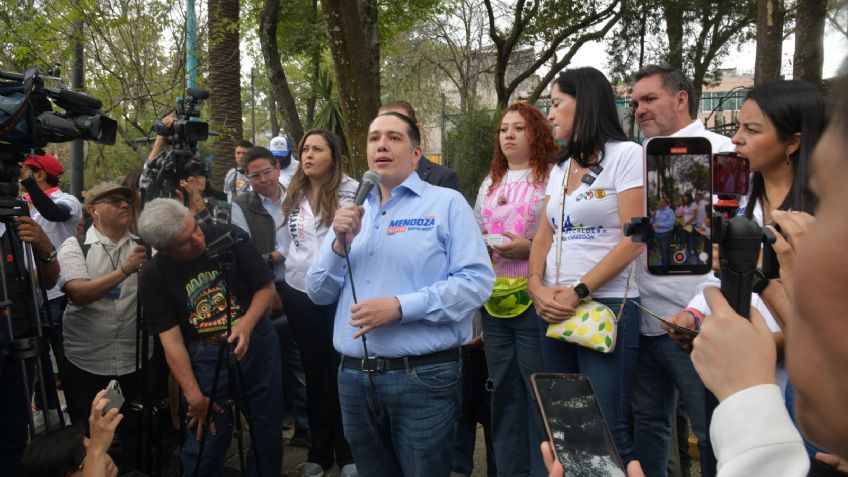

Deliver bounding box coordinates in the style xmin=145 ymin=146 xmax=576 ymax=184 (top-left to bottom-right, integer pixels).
xmin=106 ymin=283 xmax=122 ymax=300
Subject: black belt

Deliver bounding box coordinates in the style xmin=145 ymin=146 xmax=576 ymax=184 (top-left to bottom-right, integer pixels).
xmin=341 ymin=348 xmax=460 ymax=373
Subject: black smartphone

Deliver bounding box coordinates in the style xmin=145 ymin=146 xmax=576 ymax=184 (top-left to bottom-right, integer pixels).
xmin=644 ymin=136 xmax=712 ymax=275
xmin=531 ymin=373 xmax=625 ymax=477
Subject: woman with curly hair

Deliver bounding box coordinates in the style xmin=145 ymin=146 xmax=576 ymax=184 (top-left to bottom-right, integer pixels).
xmin=473 ymin=102 xmax=556 ymax=476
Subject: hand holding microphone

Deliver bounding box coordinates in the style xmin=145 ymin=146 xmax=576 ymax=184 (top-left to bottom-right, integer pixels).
xmin=332 ymin=170 xmax=380 ymax=254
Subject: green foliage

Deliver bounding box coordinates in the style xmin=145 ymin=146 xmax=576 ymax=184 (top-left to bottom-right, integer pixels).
xmin=443 ymin=102 xmax=500 ymax=201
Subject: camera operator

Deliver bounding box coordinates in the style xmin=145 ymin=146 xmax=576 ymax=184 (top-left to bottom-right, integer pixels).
xmin=19 ymin=152 xmax=82 ymax=423
xmin=137 ymin=198 xmax=283 ymax=476
xmin=0 ymin=216 xmax=60 ymax=475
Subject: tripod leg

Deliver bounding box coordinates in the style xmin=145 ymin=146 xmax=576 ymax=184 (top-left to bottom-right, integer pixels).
xmin=232 ymin=354 xmax=263 ymax=477
xmin=192 ymin=342 xmax=226 ymax=477
xmin=227 ymin=353 xmax=247 ymax=474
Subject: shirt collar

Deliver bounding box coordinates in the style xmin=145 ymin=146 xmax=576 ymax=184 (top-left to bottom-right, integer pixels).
xmin=370 ymin=171 xmax=426 ymax=202
xmin=87 ymin=226 xmax=137 ymax=248
xmin=672 ymin=120 xmax=705 ymax=137
xmin=260 ymin=185 xmax=284 ymax=206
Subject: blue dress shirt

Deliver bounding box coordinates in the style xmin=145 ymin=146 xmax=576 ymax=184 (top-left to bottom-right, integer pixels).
xmin=652 ymin=206 xmax=676 ymax=234
xmin=306 ymin=172 xmax=495 ymax=358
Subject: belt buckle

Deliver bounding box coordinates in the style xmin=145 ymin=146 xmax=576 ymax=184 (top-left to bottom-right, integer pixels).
xmin=360 ymin=357 xmax=385 ymax=373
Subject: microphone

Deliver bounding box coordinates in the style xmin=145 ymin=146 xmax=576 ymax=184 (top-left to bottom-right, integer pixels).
xmin=353 ymin=170 xmax=381 ymax=206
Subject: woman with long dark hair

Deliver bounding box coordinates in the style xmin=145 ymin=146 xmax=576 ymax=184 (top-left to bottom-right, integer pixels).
xmin=473 ymin=102 xmax=556 ymax=476
xmin=279 ymin=129 xmax=358 ymax=477
xmin=527 ymin=67 xmax=644 ymax=463
xmin=737 ymin=80 xmax=825 ymax=220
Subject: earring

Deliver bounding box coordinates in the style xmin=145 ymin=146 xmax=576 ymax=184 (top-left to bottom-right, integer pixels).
xmin=786 ymin=152 xmax=792 ymax=165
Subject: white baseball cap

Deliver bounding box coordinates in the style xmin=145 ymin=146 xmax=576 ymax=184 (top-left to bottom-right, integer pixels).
xmin=269 ymin=136 xmax=291 ymax=158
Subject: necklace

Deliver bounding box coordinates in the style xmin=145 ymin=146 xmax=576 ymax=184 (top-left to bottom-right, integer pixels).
xmin=497 ymin=168 xmax=531 ymax=205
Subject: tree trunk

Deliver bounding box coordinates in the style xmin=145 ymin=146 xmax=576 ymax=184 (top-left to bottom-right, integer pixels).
xmin=754 ymin=0 xmax=784 ymax=84
xmin=268 ymin=86 xmax=279 ymax=138
xmin=793 ymin=0 xmax=826 ymax=87
xmin=207 ymin=0 xmax=243 ymax=187
xmin=663 ymin=1 xmax=684 ymax=69
xmin=322 ymin=0 xmax=381 ymax=175
xmin=258 ymin=0 xmax=304 ymax=146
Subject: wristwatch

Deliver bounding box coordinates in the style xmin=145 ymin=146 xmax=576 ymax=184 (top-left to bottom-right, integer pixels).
xmin=752 ymin=268 xmax=770 ymax=294
xmin=39 ymin=249 xmax=58 ymax=263
xmin=573 ymin=281 xmax=591 ymax=301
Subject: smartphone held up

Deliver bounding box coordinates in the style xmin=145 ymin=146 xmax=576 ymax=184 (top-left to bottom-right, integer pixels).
xmin=643 ymin=137 xmax=749 ymax=276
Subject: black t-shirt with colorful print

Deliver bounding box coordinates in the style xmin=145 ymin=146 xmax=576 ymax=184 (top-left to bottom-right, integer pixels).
xmin=140 ymin=223 xmax=273 ymax=342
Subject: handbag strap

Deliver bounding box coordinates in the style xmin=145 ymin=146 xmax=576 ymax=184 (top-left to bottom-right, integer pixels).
xmin=554 ymin=156 xmax=634 ymax=324
xmin=613 ymin=264 xmax=634 ymax=324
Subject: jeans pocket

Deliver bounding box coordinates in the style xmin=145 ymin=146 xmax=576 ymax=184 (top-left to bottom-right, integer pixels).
xmin=409 ymin=361 xmax=461 ymax=392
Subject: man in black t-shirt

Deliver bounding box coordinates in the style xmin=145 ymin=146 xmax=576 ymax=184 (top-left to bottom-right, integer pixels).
xmin=137 ymin=198 xmax=282 ymax=477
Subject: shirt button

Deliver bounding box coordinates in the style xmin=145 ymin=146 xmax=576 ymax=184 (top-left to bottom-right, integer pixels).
xmin=381 ymin=211 xmax=386 ymax=215
xmin=375 ymin=225 xmax=379 ymax=229
xmin=369 ymin=252 xmax=375 ymax=256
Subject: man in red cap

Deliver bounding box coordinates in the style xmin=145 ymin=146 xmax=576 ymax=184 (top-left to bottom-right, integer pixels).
xmin=19 ymin=152 xmax=82 ymax=428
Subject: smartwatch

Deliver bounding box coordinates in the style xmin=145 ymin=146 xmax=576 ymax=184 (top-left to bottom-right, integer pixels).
xmin=752 ymin=268 xmax=770 ymax=295
xmin=573 ymin=282 xmax=591 ymax=301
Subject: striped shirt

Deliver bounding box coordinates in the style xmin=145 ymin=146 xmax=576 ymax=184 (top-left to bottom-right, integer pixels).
xmin=58 ymin=227 xmax=149 ymax=376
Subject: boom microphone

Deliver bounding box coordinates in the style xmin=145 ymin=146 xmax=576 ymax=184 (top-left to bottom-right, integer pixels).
xmin=354 ymin=170 xmax=381 ymax=206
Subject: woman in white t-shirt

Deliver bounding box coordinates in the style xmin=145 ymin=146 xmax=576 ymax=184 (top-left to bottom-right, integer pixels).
xmin=527 ymin=67 xmax=644 ymax=464
xmin=279 ymin=129 xmax=358 ymax=475
xmin=473 ymin=102 xmax=556 ymax=476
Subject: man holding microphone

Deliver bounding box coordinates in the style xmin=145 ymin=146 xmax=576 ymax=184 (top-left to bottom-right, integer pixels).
xmin=306 ymin=111 xmax=494 ymax=477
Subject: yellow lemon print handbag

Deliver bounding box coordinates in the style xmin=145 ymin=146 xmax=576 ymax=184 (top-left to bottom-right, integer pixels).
xmin=545 ymin=158 xmax=633 ymax=353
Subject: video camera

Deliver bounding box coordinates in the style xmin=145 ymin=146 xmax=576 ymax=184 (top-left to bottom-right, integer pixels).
xmin=0 ymin=67 xmax=117 ymax=152
xmin=151 ymin=87 xmax=210 ymax=146
xmin=140 ymin=87 xmax=210 ymax=203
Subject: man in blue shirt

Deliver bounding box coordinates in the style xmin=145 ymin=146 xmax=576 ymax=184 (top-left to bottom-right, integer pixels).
xmin=652 ymin=197 xmax=676 ymax=267
xmin=306 ymin=112 xmax=494 ymax=477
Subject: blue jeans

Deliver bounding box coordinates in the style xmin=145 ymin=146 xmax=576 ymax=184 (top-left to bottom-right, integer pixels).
xmin=483 ymin=307 xmax=546 ymax=477
xmin=654 ymin=231 xmax=673 ymax=267
xmin=631 ymin=334 xmax=715 ymax=477
xmin=180 ymin=317 xmax=283 ymax=477
xmin=338 ymin=358 xmax=462 ymax=477
xmin=537 ymin=297 xmax=640 ymax=463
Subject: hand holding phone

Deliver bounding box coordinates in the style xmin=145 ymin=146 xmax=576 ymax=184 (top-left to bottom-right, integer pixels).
xmin=103 ymin=379 xmax=125 ymax=415
xmin=531 ymin=373 xmax=625 ymax=477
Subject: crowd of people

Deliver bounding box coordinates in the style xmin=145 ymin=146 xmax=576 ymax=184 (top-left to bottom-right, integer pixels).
xmin=1 ymin=60 xmax=847 ymax=477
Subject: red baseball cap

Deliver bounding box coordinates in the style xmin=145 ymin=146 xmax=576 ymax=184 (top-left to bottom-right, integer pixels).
xmin=23 ymin=153 xmax=64 ymax=178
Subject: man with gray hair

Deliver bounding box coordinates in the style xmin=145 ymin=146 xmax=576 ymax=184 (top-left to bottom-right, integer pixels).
xmin=629 ymin=64 xmax=733 ymax=477
xmin=137 ymin=198 xmax=283 ymax=476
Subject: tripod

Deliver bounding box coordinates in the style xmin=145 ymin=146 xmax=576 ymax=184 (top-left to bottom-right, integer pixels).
xmin=0 ymin=158 xmax=65 ymax=439
xmin=192 ymin=232 xmax=263 ymax=477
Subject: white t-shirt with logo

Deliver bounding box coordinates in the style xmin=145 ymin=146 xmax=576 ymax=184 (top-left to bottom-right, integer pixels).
xmin=280 ymin=176 xmax=358 ymax=292
xmin=543 ymin=140 xmax=643 ymax=298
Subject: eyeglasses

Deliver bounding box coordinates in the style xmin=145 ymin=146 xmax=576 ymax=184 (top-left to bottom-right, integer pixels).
xmin=246 ymin=168 xmax=275 ymax=181
xmin=95 ymin=196 xmax=132 ymax=207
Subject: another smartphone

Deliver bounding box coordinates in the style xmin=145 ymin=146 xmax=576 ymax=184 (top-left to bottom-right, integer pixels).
xmin=531 ymin=373 xmax=625 ymax=477
xmin=103 ymin=379 xmax=125 ymax=414
xmin=712 ymin=152 xmax=750 ymax=196
xmin=644 ymin=136 xmax=712 ymax=275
